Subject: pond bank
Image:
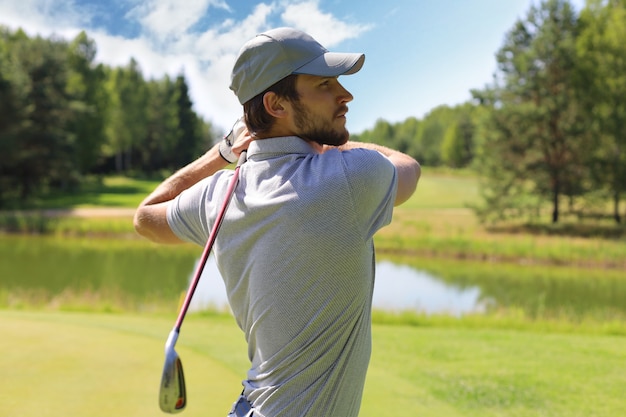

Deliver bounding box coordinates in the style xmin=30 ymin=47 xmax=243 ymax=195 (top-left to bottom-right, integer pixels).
xmin=2 ymin=207 xmax=625 ymax=271
xmin=1 ymin=234 xmax=625 ymax=333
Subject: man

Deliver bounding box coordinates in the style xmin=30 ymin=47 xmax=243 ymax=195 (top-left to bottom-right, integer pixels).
xmin=134 ymin=27 xmax=420 ymax=417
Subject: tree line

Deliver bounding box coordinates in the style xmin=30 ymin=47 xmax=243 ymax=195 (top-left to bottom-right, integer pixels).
xmin=1 ymin=0 xmax=625 ymax=224
xmin=0 ymin=27 xmax=217 ymax=208
xmin=353 ymin=0 xmax=626 ymax=224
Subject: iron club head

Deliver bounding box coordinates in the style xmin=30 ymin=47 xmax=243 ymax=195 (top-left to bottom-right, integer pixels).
xmin=159 ymin=329 xmax=187 ymax=413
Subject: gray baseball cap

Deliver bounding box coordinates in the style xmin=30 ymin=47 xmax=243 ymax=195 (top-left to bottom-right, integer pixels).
xmin=230 ymin=27 xmax=365 ymax=105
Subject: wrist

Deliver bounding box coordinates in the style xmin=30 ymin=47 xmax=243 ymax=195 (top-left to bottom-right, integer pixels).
xmin=218 ymin=118 xmax=247 ymax=163
xmin=219 ymin=138 xmax=237 ymax=163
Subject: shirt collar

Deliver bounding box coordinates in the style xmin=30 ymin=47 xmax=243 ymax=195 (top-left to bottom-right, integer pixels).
xmin=246 ymin=136 xmax=317 ymax=161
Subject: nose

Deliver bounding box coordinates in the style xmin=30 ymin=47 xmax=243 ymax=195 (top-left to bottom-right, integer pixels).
xmin=337 ymin=81 xmax=353 ymax=104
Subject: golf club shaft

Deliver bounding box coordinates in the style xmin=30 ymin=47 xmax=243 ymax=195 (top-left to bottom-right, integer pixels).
xmin=173 ymin=151 xmax=247 ymax=331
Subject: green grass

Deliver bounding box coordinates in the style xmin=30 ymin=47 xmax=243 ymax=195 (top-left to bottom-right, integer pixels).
xmin=1 ymin=171 xmax=625 ymax=416
xmin=0 ymin=212 xmax=137 ymax=235
xmin=405 ymin=167 xmax=480 ymax=209
xmin=35 ymin=176 xmax=160 ymax=208
xmin=365 ymin=324 xmax=626 ymax=417
xmin=0 ymin=311 xmax=244 ymax=417
xmin=1 ymin=310 xmax=624 ymax=417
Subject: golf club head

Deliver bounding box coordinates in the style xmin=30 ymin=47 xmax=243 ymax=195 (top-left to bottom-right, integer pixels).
xmin=159 ymin=330 xmax=187 ymax=413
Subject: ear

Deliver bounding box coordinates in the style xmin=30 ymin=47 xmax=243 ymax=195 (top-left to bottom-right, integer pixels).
xmin=263 ymin=92 xmax=289 ymax=119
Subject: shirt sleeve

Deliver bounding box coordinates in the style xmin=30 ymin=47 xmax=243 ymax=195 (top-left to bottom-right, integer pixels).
xmin=166 ymin=170 xmax=233 ymax=247
xmin=340 ymin=148 xmax=398 ymax=240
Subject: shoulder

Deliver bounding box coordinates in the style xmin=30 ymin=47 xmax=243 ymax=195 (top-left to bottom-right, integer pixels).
xmin=328 ymin=147 xmax=396 ymax=177
xmin=316 ymin=148 xmax=397 ymax=199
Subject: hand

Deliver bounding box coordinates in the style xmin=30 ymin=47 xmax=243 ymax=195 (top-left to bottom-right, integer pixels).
xmin=230 ymin=118 xmax=254 ymax=156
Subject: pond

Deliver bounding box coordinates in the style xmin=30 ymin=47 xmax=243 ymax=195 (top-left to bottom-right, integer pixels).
xmin=0 ymin=235 xmax=624 ymax=321
xmin=190 ymin=256 xmax=486 ymax=316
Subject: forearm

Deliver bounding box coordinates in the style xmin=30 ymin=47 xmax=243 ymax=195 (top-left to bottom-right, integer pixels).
xmin=139 ymin=143 xmax=229 ymax=207
xmin=133 ymin=143 xmax=229 ymax=244
xmin=134 ymin=119 xmax=252 ymax=244
xmin=141 ymin=118 xmax=251 ymax=207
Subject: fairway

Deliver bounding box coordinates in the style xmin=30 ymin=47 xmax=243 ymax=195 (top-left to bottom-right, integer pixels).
xmin=2 ymin=310 xmax=625 ymax=417
xmin=0 ymin=311 xmax=245 ymax=417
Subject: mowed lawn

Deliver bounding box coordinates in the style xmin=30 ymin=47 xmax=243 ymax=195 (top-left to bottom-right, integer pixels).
xmin=1 ymin=310 xmax=625 ymax=417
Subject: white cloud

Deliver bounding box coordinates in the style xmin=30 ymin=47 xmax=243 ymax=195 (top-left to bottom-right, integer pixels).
xmin=193 ymin=3 xmax=276 ymax=59
xmin=280 ymin=0 xmax=372 ymax=47
xmin=0 ymin=0 xmax=86 ymax=39
xmin=128 ymin=0 xmax=230 ymax=40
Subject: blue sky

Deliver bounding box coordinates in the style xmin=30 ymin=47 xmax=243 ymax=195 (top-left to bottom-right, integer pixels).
xmin=0 ymin=0 xmax=585 ymax=134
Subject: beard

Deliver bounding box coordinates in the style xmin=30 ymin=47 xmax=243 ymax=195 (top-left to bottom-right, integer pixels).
xmin=291 ymin=100 xmax=349 ymax=147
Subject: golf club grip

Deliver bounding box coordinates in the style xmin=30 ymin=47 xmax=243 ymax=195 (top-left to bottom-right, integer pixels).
xmin=174 ymin=151 xmax=247 ymax=331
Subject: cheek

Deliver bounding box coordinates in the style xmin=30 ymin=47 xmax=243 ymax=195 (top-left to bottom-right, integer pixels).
xmin=307 ymin=96 xmax=337 ymax=116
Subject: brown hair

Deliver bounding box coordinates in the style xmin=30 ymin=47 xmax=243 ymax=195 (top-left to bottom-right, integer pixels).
xmin=243 ymin=74 xmax=299 ymax=136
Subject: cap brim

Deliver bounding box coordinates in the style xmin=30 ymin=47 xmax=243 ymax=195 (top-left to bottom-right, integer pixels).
xmin=293 ymin=52 xmax=365 ymax=77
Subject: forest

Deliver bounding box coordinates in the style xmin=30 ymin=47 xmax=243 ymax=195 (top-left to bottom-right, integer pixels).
xmin=0 ymin=28 xmax=217 ymax=208
xmin=355 ymin=0 xmax=626 ymax=224
xmin=1 ymin=0 xmax=625 ymax=224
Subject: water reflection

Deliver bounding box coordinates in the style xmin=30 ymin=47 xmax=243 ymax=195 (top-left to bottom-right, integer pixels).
xmin=189 ymin=256 xmax=229 ymax=312
xmin=189 ymin=257 xmax=487 ymax=315
xmin=373 ymin=261 xmax=487 ymax=315
xmin=1 ymin=236 xmax=623 ymax=319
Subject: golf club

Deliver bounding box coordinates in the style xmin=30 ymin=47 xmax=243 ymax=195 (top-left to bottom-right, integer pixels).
xmin=159 ymin=150 xmax=247 ymax=413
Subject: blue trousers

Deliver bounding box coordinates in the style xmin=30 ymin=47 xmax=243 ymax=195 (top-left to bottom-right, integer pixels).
xmin=227 ymin=394 xmax=253 ymax=417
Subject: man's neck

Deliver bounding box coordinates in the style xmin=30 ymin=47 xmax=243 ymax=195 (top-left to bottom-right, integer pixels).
xmin=255 ymin=127 xmax=324 ymax=153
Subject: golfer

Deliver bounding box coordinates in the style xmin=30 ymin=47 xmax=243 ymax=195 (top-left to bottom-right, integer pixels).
xmin=134 ymin=27 xmax=420 ymax=417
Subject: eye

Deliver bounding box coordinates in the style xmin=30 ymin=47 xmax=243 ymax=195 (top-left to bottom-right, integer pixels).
xmin=319 ymin=77 xmax=336 ymax=88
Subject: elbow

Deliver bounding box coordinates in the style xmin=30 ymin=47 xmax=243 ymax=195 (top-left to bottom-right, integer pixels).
xmin=414 ymin=160 xmax=422 ymax=184
xmin=133 ymin=204 xmax=182 ymax=245
xmin=407 ymin=159 xmax=421 ymax=197
xmin=133 ymin=207 xmax=161 ymax=243
xmin=133 ymin=208 xmax=152 ymax=240
xmin=394 ymin=158 xmax=420 ymax=206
